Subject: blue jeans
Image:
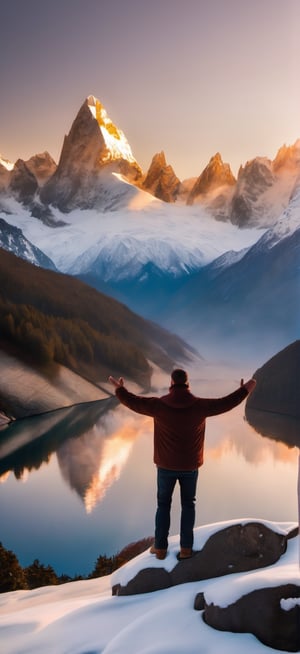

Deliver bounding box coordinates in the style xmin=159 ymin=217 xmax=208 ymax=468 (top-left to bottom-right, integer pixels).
xmin=155 ymin=467 xmax=198 ymax=550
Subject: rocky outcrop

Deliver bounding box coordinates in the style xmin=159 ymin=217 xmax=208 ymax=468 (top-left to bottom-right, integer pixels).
xmin=203 ymin=584 xmax=300 ymax=652
xmin=112 ymin=522 xmax=291 ymax=596
xmin=142 ymin=151 xmax=180 ymax=202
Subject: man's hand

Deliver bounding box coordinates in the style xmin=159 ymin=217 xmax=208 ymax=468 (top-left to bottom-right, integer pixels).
xmin=108 ymin=376 xmax=124 ymax=389
xmin=241 ymin=378 xmax=256 ymax=394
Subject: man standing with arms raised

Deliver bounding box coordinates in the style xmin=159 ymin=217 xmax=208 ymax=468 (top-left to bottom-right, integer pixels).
xmin=109 ymin=369 xmax=256 ymax=560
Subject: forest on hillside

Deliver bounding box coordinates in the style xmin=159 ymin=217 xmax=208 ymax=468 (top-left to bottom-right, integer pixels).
xmin=0 ymin=296 xmax=150 ymax=382
xmin=0 ymin=249 xmax=190 ymax=383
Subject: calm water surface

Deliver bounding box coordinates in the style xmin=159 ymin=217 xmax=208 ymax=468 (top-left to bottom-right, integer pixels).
xmin=0 ymin=366 xmax=298 ymax=576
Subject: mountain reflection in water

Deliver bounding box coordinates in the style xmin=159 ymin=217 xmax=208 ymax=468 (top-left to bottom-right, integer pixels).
xmin=0 ymin=379 xmax=299 ymax=576
xmin=245 ymin=407 xmax=300 ymax=449
xmin=57 ymin=412 xmax=144 ymax=512
xmin=0 ymin=398 xmax=151 ymax=513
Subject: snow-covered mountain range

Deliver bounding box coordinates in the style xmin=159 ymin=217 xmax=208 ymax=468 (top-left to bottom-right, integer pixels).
xmin=1 ymin=93 xmax=300 ymax=224
xmin=0 ymin=94 xmax=299 ymax=362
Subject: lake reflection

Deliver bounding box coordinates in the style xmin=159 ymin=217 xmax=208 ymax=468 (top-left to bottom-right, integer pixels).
xmin=0 ymin=374 xmax=298 ymax=576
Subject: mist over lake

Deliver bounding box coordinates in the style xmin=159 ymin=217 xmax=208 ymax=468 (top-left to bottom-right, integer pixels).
xmin=0 ymin=361 xmax=298 ymax=577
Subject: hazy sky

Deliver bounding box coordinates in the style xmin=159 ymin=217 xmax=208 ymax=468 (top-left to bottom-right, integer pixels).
xmin=1 ymin=0 xmax=299 ymax=178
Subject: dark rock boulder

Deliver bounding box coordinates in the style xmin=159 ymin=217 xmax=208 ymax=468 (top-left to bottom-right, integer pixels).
xmin=112 ymin=522 xmax=290 ymax=596
xmin=112 ymin=567 xmax=172 ymax=596
xmin=170 ymin=522 xmax=287 ymax=586
xmin=203 ymin=583 xmax=300 ymax=652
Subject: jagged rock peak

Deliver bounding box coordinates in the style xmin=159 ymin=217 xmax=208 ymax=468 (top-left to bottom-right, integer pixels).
xmin=272 ymin=139 xmax=300 ymax=172
xmin=236 ymin=157 xmax=274 ymax=184
xmin=52 ymin=94 xmax=142 ymax=179
xmin=40 ymin=94 xmax=143 ymax=211
xmin=25 ymin=152 xmax=57 ymax=186
xmin=142 ymin=151 xmax=180 ymax=202
xmin=188 ymin=152 xmax=236 ymax=204
xmin=9 ymin=158 xmax=38 ymax=203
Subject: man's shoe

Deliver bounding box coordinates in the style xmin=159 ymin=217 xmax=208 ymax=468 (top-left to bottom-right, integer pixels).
xmin=177 ymin=547 xmax=193 ymax=560
xmin=150 ymin=545 xmax=167 ymax=560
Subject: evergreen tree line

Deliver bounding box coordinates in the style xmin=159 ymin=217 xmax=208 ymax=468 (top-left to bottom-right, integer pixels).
xmin=0 ymin=296 xmax=149 ymax=380
xmin=0 ymin=537 xmax=153 ymax=593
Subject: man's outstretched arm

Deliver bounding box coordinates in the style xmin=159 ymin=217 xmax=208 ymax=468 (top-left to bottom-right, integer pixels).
xmin=203 ymin=378 xmax=256 ymax=417
xmin=109 ymin=376 xmax=124 ymax=389
xmin=240 ymin=378 xmax=256 ymax=394
xmin=108 ymin=376 xmax=157 ymax=416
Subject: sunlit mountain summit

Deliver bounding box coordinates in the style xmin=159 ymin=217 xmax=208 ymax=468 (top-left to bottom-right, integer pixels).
xmin=39 ymin=95 xmax=149 ymax=212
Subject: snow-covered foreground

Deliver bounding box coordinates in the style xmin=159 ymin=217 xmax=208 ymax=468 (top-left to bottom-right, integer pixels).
xmin=0 ymin=519 xmax=298 ymax=654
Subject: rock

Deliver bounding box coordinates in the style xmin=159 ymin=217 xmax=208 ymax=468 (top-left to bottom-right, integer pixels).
xmin=171 ymin=522 xmax=287 ymax=587
xmin=203 ymin=583 xmax=300 ymax=652
xmin=112 ymin=522 xmax=288 ymax=595
xmin=194 ymin=592 xmax=205 ymax=611
xmin=112 ymin=567 xmax=172 ymax=596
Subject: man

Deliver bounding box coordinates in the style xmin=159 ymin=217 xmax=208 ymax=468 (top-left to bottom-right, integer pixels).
xmin=109 ymin=369 xmax=256 ymax=560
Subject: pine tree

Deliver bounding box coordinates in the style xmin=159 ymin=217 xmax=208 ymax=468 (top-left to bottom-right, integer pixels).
xmin=0 ymin=542 xmax=28 ymax=592
xmin=25 ymin=559 xmax=58 ymax=589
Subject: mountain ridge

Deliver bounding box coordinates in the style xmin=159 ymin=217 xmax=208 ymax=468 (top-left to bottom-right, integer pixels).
xmin=1 ymin=94 xmax=299 ymax=226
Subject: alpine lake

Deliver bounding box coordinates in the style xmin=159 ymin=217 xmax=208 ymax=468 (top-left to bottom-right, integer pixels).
xmin=0 ymin=362 xmax=298 ymax=577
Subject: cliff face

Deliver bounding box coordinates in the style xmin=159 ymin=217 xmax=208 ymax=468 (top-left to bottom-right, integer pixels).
xmin=246 ymin=340 xmax=300 ymax=419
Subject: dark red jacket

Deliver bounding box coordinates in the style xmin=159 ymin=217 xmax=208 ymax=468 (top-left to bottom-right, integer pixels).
xmin=115 ymin=383 xmax=249 ymax=470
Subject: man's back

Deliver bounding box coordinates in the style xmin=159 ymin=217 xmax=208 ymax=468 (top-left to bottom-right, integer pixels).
xmin=115 ymin=382 xmax=248 ymax=470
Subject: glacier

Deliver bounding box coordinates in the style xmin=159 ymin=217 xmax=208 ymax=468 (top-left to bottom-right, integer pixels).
xmin=1 ymin=201 xmax=266 ymax=281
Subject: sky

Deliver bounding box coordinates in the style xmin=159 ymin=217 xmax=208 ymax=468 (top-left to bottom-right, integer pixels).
xmin=0 ymin=0 xmax=299 ymax=179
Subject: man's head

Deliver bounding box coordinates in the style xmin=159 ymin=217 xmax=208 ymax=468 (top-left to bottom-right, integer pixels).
xmin=171 ymin=369 xmax=189 ymax=387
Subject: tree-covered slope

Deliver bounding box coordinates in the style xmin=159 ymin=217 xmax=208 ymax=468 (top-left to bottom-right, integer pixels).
xmin=0 ymin=248 xmax=192 ymax=386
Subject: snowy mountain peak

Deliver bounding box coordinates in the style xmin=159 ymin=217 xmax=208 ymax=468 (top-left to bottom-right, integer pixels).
xmin=273 ymin=139 xmax=300 ymax=173
xmin=39 ymin=95 xmax=143 ymax=211
xmin=86 ymin=95 xmax=137 ymax=165
xmin=0 ymin=155 xmax=14 ymax=171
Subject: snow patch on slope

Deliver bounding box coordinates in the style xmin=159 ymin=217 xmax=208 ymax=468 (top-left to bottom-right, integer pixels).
xmin=0 ymin=155 xmax=14 ymax=171
xmin=87 ymin=96 xmax=137 ymax=165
